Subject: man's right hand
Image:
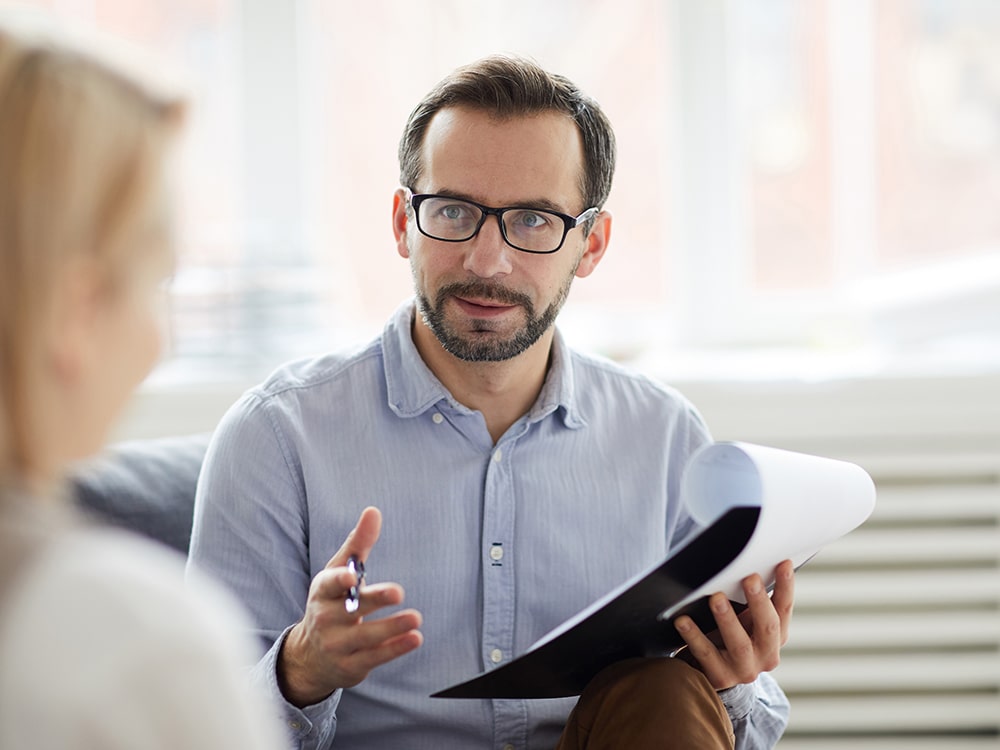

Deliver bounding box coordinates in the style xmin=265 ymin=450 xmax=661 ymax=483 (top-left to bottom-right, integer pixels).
xmin=277 ymin=506 xmax=424 ymax=707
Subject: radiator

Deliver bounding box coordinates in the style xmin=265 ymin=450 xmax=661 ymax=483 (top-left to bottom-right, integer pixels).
xmin=775 ymin=448 xmax=1000 ymax=749
xmin=673 ymin=374 xmax=1000 ymax=750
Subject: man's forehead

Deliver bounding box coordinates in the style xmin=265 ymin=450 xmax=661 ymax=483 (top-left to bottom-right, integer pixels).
xmin=423 ymin=104 xmax=578 ymax=139
xmin=419 ymin=106 xmax=586 ymax=206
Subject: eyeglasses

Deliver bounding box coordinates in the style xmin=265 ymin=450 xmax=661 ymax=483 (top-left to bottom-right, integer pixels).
xmin=407 ymin=191 xmax=599 ymax=254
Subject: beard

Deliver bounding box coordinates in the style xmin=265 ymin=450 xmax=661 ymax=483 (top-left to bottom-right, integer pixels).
xmin=415 ymin=274 xmax=575 ymax=362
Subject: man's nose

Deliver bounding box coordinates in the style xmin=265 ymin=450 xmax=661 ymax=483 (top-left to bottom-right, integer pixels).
xmin=463 ymin=214 xmax=514 ymax=278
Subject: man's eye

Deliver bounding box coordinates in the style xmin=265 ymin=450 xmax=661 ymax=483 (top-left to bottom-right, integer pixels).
xmin=441 ymin=204 xmax=470 ymax=220
xmin=514 ymin=211 xmax=552 ymax=229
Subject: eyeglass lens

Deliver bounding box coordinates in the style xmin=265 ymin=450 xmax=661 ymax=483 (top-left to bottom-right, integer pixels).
xmin=417 ymin=196 xmax=568 ymax=253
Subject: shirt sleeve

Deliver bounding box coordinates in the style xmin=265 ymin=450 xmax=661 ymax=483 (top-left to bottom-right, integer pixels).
xmin=720 ymin=673 xmax=791 ymax=750
xmin=187 ymin=392 xmax=341 ymax=749
xmin=249 ymin=626 xmax=344 ymax=748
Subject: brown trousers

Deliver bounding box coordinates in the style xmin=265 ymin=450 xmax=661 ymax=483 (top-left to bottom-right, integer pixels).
xmin=555 ymin=658 xmax=735 ymax=750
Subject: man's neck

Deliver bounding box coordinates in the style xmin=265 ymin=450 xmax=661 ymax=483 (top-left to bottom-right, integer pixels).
xmin=412 ymin=317 xmax=553 ymax=445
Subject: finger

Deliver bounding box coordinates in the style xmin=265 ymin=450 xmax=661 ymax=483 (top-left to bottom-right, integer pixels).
xmin=312 ymin=571 xmax=402 ymax=612
xmin=338 ymin=625 xmax=425 ymax=680
xmin=309 ymin=568 xmax=356 ymax=606
xmin=769 ymin=560 xmax=795 ymax=645
xmin=348 ymin=608 xmax=423 ymax=653
xmin=303 ymin=601 xmax=420 ymax=663
xmin=707 ymin=592 xmax=758 ymax=676
xmin=325 ymin=506 xmax=382 ymax=569
xmin=674 ymin=606 xmax=734 ymax=690
xmin=318 ymin=611 xmax=424 ymax=690
xmin=742 ymin=573 xmax=778 ymax=636
xmin=742 ymin=574 xmax=782 ymax=671
xmin=352 ymin=581 xmax=406 ymax=617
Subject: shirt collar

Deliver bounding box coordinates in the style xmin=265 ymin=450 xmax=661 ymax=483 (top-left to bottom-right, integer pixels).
xmin=526 ymin=324 xmax=586 ymax=429
xmin=381 ymin=299 xmax=585 ymax=430
xmin=382 ymin=300 xmax=455 ymax=418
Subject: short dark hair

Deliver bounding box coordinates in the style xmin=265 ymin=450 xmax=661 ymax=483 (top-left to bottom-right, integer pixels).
xmin=398 ymin=54 xmax=616 ymax=211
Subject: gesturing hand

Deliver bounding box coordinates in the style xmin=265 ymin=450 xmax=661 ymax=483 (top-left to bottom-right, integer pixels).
xmin=277 ymin=507 xmax=424 ymax=707
xmin=673 ymin=559 xmax=795 ymax=690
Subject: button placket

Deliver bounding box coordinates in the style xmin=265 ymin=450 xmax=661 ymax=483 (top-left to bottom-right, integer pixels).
xmin=481 ymin=439 xmax=516 ymax=676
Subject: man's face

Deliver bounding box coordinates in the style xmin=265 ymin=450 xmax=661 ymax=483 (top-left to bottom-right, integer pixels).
xmin=396 ymin=106 xmax=603 ymax=362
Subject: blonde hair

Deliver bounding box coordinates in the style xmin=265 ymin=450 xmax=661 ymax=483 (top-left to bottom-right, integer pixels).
xmin=0 ymin=13 xmax=185 ymax=479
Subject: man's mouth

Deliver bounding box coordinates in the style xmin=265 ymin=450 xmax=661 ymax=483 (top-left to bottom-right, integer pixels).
xmin=453 ymin=296 xmax=519 ymax=317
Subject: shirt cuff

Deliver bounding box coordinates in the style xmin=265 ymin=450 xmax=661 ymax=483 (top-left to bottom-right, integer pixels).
xmin=250 ymin=624 xmax=343 ymax=743
xmin=717 ymin=682 xmax=757 ymax=722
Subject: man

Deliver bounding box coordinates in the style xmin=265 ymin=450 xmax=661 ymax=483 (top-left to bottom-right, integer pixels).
xmin=189 ymin=55 xmax=793 ymax=749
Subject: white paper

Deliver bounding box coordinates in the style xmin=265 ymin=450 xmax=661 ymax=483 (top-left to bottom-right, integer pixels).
xmin=658 ymin=441 xmax=877 ymax=618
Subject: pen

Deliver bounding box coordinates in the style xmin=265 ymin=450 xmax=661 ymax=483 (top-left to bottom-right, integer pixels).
xmin=345 ymin=555 xmax=365 ymax=613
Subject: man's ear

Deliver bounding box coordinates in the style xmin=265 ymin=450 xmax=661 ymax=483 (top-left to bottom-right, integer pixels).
xmin=392 ymin=189 xmax=411 ymax=259
xmin=574 ymin=210 xmax=612 ymax=279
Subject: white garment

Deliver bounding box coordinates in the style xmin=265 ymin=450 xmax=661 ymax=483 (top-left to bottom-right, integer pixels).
xmin=0 ymin=523 xmax=288 ymax=750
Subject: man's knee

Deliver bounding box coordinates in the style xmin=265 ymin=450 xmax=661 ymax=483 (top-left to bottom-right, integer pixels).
xmin=588 ymin=657 xmax=717 ymax=708
xmin=558 ymin=658 xmax=734 ymax=750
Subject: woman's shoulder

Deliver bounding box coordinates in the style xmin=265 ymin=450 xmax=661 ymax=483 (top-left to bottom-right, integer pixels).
xmin=3 ymin=523 xmax=254 ymax=654
xmin=0 ymin=524 xmax=277 ymax=749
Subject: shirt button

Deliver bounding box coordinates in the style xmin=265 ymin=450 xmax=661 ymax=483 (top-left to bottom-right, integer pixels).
xmin=490 ymin=648 xmax=503 ymax=663
xmin=432 ymin=412 xmax=444 ymax=424
xmin=288 ymin=721 xmax=302 ymax=731
xmin=493 ymin=448 xmax=502 ymax=462
xmin=503 ymin=745 xmax=515 ymax=750
xmin=489 ymin=545 xmax=504 ymax=561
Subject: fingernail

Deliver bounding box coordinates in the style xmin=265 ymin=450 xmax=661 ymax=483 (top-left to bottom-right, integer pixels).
xmin=675 ymin=617 xmax=691 ymax=632
xmin=712 ymin=596 xmax=729 ymax=614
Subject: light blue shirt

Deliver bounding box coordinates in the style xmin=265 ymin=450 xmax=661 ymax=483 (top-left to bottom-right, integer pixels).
xmin=188 ymin=300 xmax=790 ymax=750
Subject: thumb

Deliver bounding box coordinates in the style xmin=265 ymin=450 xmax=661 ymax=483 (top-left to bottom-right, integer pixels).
xmin=325 ymin=506 xmax=382 ymax=569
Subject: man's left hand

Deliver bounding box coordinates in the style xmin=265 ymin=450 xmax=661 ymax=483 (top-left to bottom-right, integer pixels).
xmin=673 ymin=559 xmax=795 ymax=690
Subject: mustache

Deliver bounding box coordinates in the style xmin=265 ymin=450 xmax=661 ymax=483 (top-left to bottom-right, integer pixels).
xmin=436 ymin=280 xmax=533 ymax=310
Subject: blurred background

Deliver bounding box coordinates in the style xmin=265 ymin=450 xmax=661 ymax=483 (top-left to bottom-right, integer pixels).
xmin=8 ymin=1 xmax=999 ymax=747
xmin=11 ymin=0 xmax=1000 ymax=388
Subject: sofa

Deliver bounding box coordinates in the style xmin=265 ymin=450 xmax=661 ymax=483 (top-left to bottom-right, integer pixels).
xmin=71 ymin=434 xmax=212 ymax=555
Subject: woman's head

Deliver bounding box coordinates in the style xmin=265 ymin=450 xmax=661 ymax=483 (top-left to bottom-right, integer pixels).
xmin=0 ymin=16 xmax=185 ymax=483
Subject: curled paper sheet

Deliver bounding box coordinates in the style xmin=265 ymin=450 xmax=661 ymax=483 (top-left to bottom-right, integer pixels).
xmin=663 ymin=441 xmax=877 ymax=613
xmin=433 ymin=442 xmax=876 ymax=700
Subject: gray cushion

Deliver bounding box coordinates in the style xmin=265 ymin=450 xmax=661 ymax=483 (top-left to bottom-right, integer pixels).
xmin=70 ymin=434 xmax=210 ymax=555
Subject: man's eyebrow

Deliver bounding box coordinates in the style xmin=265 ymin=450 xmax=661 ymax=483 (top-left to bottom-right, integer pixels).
xmin=431 ymin=188 xmax=570 ymax=214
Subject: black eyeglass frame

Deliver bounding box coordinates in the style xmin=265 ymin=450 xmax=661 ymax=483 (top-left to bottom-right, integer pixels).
xmin=407 ymin=191 xmax=599 ymax=255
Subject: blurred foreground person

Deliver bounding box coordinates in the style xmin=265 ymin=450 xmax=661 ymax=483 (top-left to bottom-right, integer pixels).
xmin=0 ymin=13 xmax=287 ymax=750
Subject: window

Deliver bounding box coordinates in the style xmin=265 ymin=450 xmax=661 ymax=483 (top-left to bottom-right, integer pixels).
xmin=664 ymin=0 xmax=1000 ymax=377
xmin=22 ymin=0 xmax=1000 ymax=385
